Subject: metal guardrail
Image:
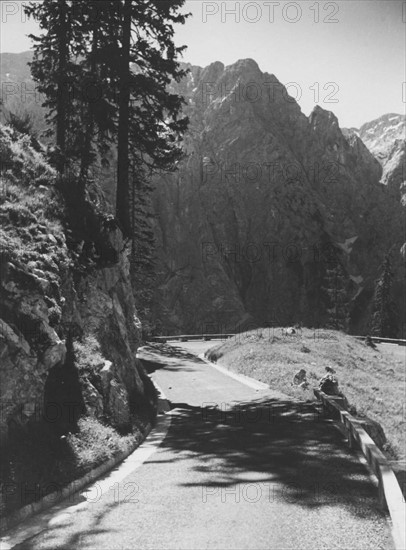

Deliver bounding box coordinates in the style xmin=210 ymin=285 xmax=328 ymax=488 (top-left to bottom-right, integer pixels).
xmin=353 ymin=336 xmax=406 ymax=346
xmin=149 ymin=334 xmax=236 ymax=343
xmin=150 ymin=333 xmax=406 ymax=345
xmin=314 ymin=389 xmax=406 ymax=550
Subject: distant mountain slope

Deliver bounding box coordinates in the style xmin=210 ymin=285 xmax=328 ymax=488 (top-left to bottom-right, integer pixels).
xmin=0 ymin=50 xmax=47 ymax=138
xmin=150 ymin=59 xmax=405 ymax=335
xmin=357 ymin=113 xmax=405 ymax=197
xmin=1 ymin=50 xmax=33 ymax=82
xmin=359 ymin=113 xmax=405 ymax=161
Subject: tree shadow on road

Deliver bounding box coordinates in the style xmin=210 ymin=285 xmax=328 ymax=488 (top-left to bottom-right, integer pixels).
xmin=139 ymin=343 xmax=204 ymax=363
xmin=161 ymin=397 xmax=386 ymax=520
xmin=137 ymin=343 xmax=205 ymax=373
xmin=13 ymin=501 xmax=119 ymax=550
xmin=13 ymin=397 xmax=389 ymax=549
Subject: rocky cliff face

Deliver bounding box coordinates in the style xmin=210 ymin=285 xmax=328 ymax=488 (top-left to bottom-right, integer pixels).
xmin=0 ymin=125 xmax=154 ymax=443
xmin=151 ymin=60 xmax=405 ymax=335
xmin=356 ymin=113 xmax=406 ymax=200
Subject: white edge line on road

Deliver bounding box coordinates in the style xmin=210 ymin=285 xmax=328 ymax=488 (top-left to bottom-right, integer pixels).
xmin=0 ymin=381 xmax=171 ymax=550
xmin=198 ymin=353 xmax=269 ymax=391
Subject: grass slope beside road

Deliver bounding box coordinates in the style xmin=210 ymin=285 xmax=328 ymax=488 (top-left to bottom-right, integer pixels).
xmin=0 ymin=414 xmax=151 ymax=519
xmin=206 ymin=328 xmax=405 ymax=460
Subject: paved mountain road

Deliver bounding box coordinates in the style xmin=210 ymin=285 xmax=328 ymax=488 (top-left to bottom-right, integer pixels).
xmin=2 ymin=341 xmax=394 ymax=549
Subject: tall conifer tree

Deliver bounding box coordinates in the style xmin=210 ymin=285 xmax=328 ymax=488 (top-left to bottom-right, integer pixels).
xmin=26 ymin=0 xmax=189 ymax=234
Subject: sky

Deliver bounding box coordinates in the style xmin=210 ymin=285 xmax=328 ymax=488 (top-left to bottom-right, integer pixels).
xmin=1 ymin=0 xmax=405 ymax=127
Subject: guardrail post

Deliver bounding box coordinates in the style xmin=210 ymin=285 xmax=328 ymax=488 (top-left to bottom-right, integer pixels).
xmin=377 ymin=471 xmax=386 ymax=510
xmin=342 ymin=415 xmax=355 ymax=450
xmin=348 ymin=427 xmax=355 ymax=450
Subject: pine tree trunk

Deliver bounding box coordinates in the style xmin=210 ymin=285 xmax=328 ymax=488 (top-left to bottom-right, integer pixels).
xmin=116 ymin=0 xmax=132 ymax=237
xmin=56 ymin=0 xmax=69 ymax=175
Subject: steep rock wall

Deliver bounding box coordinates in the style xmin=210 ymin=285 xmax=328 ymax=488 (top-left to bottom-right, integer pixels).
xmin=0 ymin=125 xmax=153 ymax=443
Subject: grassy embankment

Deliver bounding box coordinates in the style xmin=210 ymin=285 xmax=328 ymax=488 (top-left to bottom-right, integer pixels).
xmin=1 ymin=414 xmax=149 ymax=518
xmin=206 ymin=328 xmax=405 ymax=460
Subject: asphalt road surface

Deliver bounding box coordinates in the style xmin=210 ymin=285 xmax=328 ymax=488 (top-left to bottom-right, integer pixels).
xmin=1 ymin=341 xmax=394 ymax=550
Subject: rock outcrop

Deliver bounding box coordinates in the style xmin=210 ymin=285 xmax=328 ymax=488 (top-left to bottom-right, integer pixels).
xmin=318 ymin=374 xmax=340 ymax=396
xmin=0 ymin=125 xmax=155 ymax=443
xmin=150 ymin=60 xmax=405 ymax=335
xmin=293 ymin=369 xmax=308 ymax=388
xmin=355 ymin=415 xmax=387 ymax=450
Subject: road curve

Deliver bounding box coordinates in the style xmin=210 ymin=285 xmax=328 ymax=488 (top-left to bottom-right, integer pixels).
xmin=4 ymin=341 xmax=394 ymax=550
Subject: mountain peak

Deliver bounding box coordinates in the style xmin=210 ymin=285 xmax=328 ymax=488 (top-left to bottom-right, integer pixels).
xmin=200 ymin=61 xmax=225 ymax=84
xmin=308 ymin=105 xmax=340 ymax=130
xmin=226 ymin=58 xmax=261 ymax=72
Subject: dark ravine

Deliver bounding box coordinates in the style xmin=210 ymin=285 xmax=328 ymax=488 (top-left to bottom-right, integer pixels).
xmin=150 ymin=59 xmax=405 ymax=335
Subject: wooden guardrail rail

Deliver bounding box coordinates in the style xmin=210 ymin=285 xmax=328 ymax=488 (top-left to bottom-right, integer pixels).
xmin=314 ymin=389 xmax=406 ymax=550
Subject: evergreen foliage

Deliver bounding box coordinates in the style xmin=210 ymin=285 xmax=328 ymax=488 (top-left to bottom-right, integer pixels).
xmin=4 ymin=109 xmax=34 ymax=136
xmin=320 ymin=242 xmax=350 ymax=331
xmin=24 ymin=0 xmax=189 ymax=313
xmin=370 ymin=254 xmax=399 ymax=337
xmin=130 ymin=164 xmax=157 ymax=336
xmin=25 ymin=0 xmax=189 ymax=229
